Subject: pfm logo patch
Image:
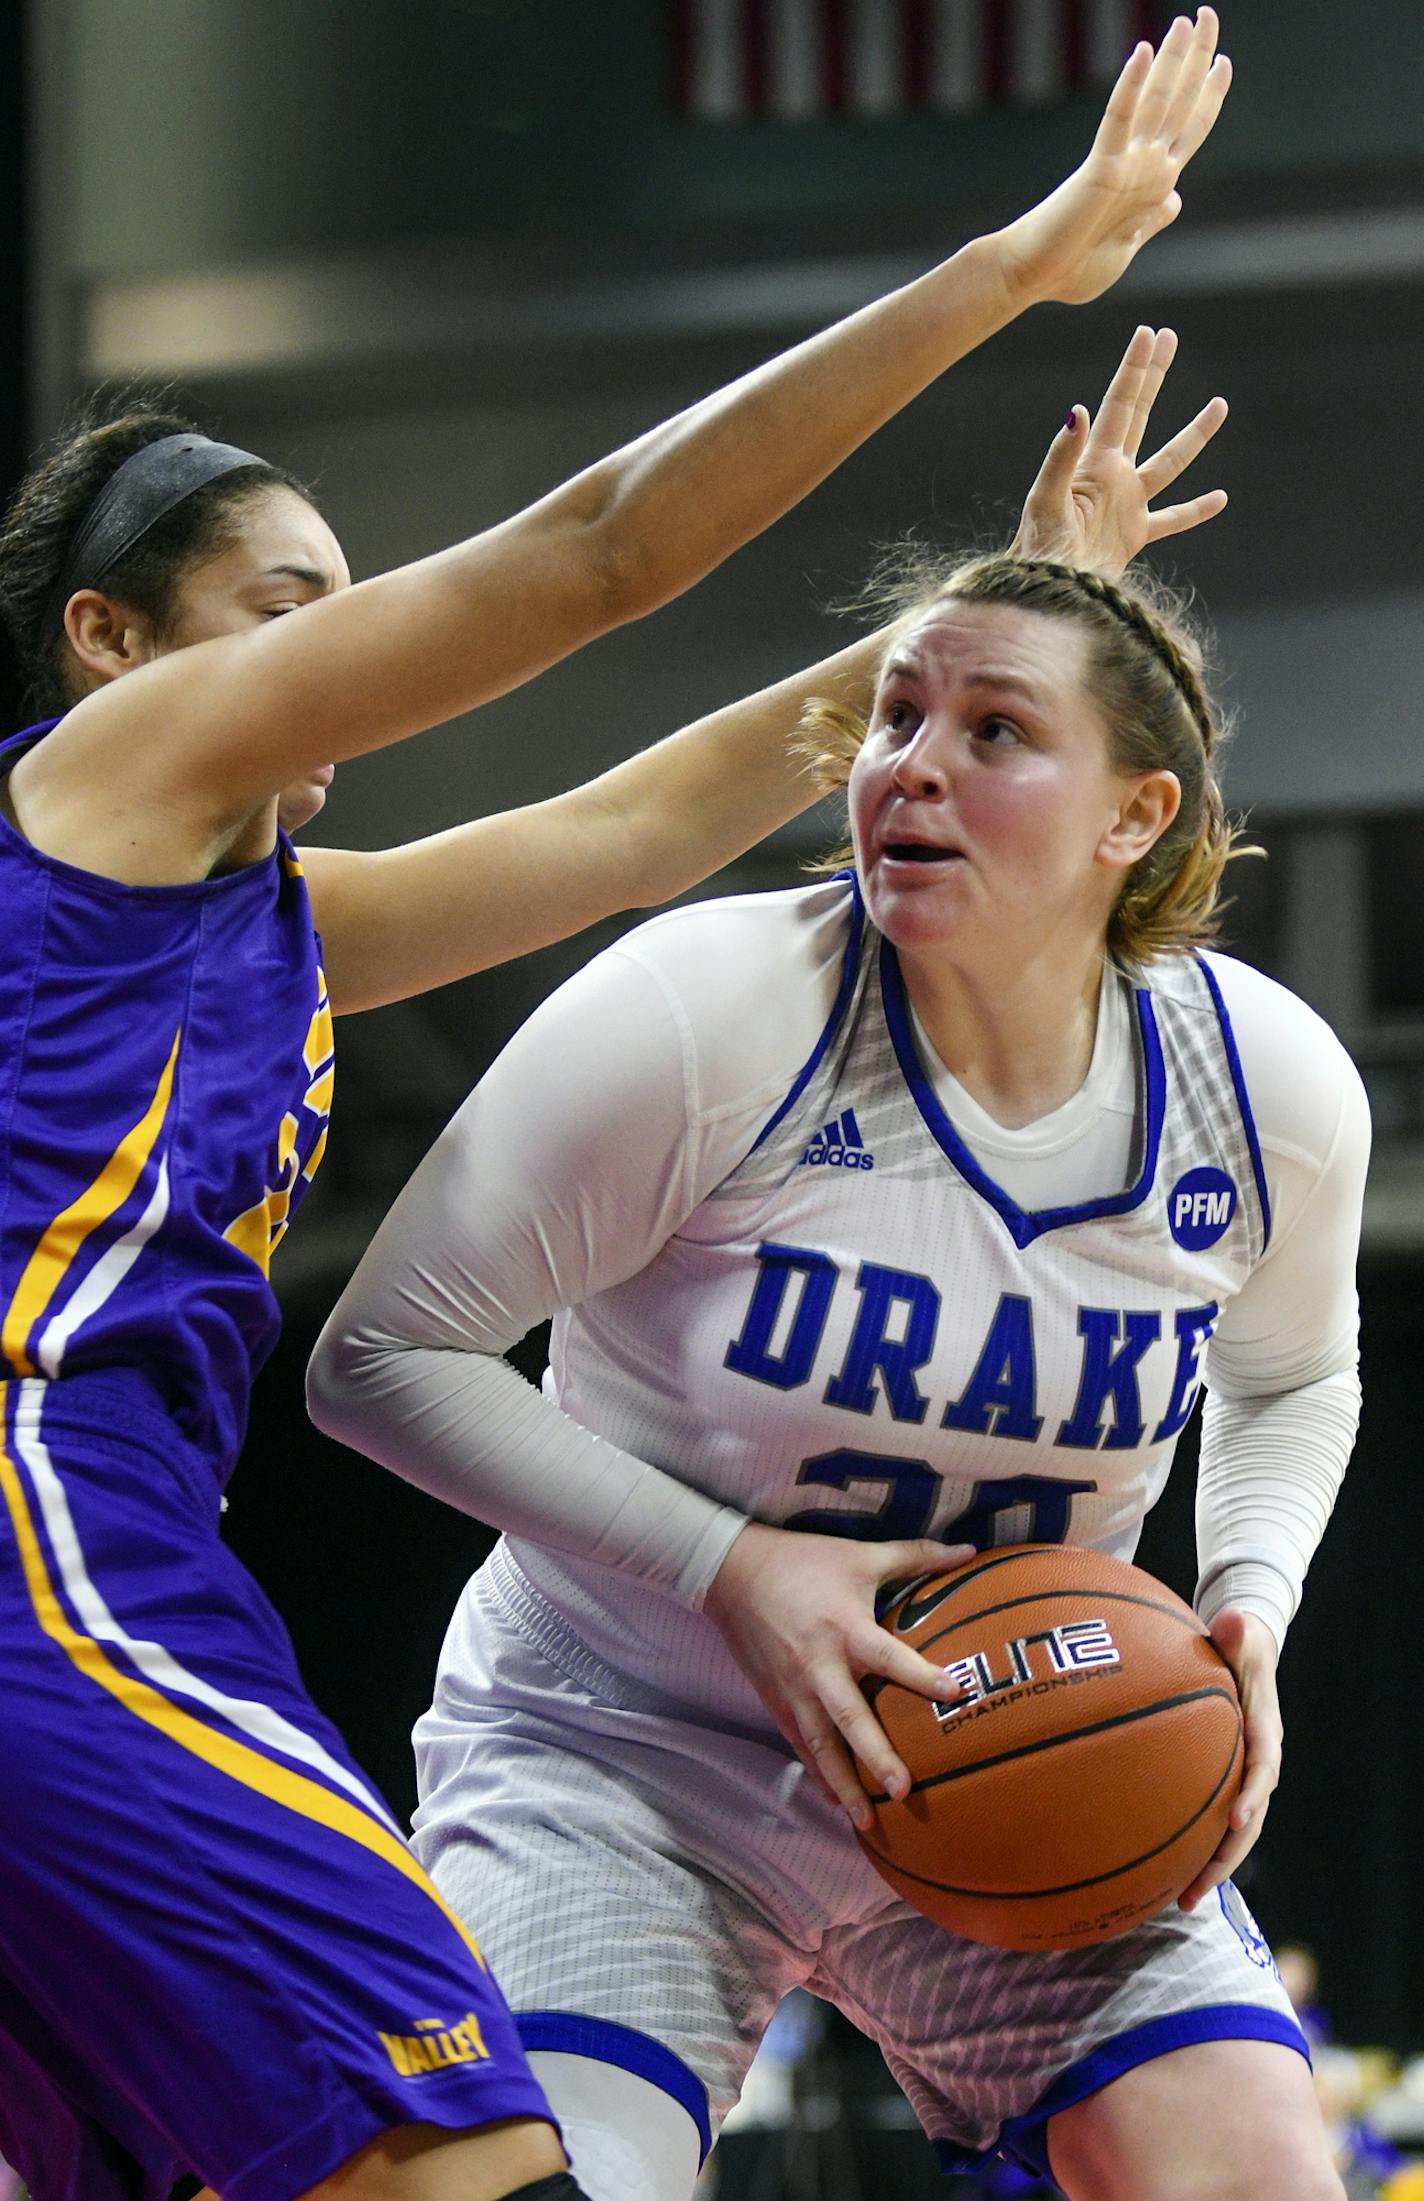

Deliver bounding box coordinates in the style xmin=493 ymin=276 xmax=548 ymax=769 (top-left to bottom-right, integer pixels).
xmin=1167 ymin=1166 xmax=1237 ymax=1251
xmin=933 ymin=1619 xmax=1120 ymax=1727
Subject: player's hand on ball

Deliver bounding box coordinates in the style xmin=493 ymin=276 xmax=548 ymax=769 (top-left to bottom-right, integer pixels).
xmin=704 ymin=1523 xmax=974 ymax=1830
xmin=993 ymin=10 xmax=1230 ymax=309
xmin=1176 ymin=1609 xmax=1282 ymax=1911
xmin=1011 ymin=325 xmax=1228 ymax=576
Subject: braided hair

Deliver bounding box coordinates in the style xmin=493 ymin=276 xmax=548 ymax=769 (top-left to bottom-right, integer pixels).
xmin=797 ymin=549 xmax=1248 ymax=966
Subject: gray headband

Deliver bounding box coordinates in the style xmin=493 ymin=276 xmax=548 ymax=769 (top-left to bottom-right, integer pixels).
xmin=44 ymin=432 xmax=267 ymax=639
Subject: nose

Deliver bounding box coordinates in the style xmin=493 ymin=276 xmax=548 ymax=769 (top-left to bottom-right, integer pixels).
xmin=889 ymin=724 xmax=951 ymax=802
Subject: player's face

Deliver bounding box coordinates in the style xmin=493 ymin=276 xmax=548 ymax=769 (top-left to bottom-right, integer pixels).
xmin=154 ymin=486 xmax=352 ymax=831
xmin=849 ymin=601 xmax=1134 ymax=964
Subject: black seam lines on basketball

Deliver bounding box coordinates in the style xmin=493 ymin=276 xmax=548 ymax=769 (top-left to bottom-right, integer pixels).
xmin=887 ymin=1548 xmax=1121 ymax=1632
xmin=906 ymin=1588 xmax=1213 ymax=1671
xmin=865 ymin=1585 xmax=1216 ymax=1710
xmin=860 ymin=1705 xmax=1243 ymax=1900
xmin=862 ymin=1685 xmax=1239 ymax=1806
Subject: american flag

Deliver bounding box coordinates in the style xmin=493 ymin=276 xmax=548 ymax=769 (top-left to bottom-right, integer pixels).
xmin=672 ymin=0 xmax=1166 ymax=120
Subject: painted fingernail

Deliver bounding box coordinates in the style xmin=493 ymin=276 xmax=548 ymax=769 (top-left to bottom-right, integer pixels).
xmin=1065 ymin=407 xmax=1079 ymax=432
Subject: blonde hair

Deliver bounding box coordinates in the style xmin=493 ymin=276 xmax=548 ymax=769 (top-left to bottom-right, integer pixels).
xmin=799 ymin=550 xmax=1253 ymax=966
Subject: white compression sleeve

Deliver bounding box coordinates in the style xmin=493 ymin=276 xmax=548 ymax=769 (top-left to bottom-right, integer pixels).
xmin=1190 ymin=956 xmax=1369 ymax=1653
xmin=1194 ymin=1368 xmax=1361 ymax=1653
xmin=308 ymin=897 xmax=845 ymax=1605
xmin=307 ymin=946 xmax=753 ymax=1603
xmin=311 ymin=1325 xmax=748 ymax=1605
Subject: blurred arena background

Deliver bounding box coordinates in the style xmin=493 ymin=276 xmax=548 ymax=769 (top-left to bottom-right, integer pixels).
xmin=4 ymin=5 xmax=1424 ymax=2195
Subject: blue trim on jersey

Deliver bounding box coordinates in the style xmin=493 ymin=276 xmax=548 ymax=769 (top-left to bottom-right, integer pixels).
xmin=879 ymin=942 xmax=1168 ymax=1250
xmin=748 ymin=870 xmax=865 ymax=1157
xmin=1193 ymin=952 xmax=1273 ymax=1251
xmin=515 ymin=2010 xmax=713 ymax=2164
xmin=934 ymin=2004 xmax=1310 ymax=2178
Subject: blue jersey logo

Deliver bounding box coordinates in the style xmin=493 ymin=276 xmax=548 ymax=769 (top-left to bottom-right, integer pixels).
xmin=801 ymin=1107 xmax=875 ymax=1171
xmin=1218 ymin=1880 xmax=1276 ymax=1973
xmin=1167 ymin=1167 xmax=1236 ymax=1251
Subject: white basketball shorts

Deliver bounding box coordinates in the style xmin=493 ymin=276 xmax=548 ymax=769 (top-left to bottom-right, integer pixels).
xmin=411 ymin=1546 xmax=1307 ymax=2175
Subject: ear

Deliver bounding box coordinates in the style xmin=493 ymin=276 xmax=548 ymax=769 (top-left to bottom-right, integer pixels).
xmin=61 ymin=589 xmax=158 ymax=690
xmin=1097 ymin=768 xmax=1181 ymax=875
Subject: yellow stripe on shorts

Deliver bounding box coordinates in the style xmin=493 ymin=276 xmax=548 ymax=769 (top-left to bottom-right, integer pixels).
xmin=0 ymin=1415 xmax=485 ymax=1971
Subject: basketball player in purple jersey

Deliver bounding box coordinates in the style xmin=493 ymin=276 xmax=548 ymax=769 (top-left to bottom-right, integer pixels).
xmin=0 ymin=19 xmax=1227 ymax=2200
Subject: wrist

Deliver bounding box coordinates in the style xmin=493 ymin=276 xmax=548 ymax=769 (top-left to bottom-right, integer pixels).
xmin=917 ymin=230 xmax=1037 ymax=342
xmin=977 ymin=218 xmax=1054 ymax=316
xmin=702 ymin=1516 xmax=774 ymax=1619
xmin=1233 ymin=1610 xmax=1282 ymax=1667
xmin=1198 ymin=1558 xmax=1293 ymax=1659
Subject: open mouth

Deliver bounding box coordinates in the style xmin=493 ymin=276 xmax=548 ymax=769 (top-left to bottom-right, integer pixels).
xmin=883 ymin=842 xmax=960 ymax=864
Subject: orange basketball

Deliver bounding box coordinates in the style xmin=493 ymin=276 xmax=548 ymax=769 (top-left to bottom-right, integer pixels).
xmin=858 ymin=1543 xmax=1243 ymax=1952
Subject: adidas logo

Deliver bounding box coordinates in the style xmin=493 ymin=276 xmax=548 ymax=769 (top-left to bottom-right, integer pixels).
xmin=800 ymin=1107 xmax=875 ymax=1171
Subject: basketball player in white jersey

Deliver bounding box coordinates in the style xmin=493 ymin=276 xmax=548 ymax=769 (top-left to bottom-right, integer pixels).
xmin=309 ymin=329 xmax=1363 ymax=2201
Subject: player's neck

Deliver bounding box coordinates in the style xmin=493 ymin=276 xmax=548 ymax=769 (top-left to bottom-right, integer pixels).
xmin=896 ymin=936 xmax=1107 ymax=1131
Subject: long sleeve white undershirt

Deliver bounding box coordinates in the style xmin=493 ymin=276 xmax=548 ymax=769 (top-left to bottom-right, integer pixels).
xmin=309 ymin=884 xmax=1368 ymax=1652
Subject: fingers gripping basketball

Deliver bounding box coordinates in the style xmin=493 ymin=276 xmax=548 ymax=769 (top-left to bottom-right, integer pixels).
xmin=854 ymin=1544 xmax=1244 ymax=1951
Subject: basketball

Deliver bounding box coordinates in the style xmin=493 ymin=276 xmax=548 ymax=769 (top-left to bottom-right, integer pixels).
xmin=858 ymin=1544 xmax=1244 ymax=1952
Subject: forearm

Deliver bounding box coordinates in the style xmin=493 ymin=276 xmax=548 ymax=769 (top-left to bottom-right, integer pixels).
xmin=307 ymin=931 xmax=759 ymax=1600
xmin=579 ymin=235 xmax=1024 ymax=620
xmin=307 ymin=1326 xmax=746 ymax=1605
xmin=308 ymin=633 xmax=879 ymax=1010
xmin=1194 ymin=1368 xmax=1361 ymax=1653
xmin=587 ymin=629 xmax=881 ymax=907
xmin=568 ymin=15 xmax=1233 ymax=622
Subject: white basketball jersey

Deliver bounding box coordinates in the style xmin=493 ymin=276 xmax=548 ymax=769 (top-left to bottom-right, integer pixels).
xmin=503 ymin=880 xmax=1270 ymax=1726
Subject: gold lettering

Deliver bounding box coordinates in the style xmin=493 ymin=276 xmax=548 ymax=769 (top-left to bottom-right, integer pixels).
xmin=303 ymin=973 xmax=335 ymax=1077
xmin=304 ymin=1066 xmax=334 ymax=1117
xmin=380 ymin=2010 xmax=492 ymax=2076
xmin=378 ymin=2031 xmax=415 ymax=2078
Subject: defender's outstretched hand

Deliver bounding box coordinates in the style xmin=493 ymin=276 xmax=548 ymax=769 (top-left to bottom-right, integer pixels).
xmin=996 ymin=11 xmax=1231 ymax=309
xmin=1012 ymin=324 xmax=1229 ymax=576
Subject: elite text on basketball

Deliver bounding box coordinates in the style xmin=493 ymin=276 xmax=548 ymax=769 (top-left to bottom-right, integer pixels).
xmin=933 ymin=1620 xmax=1121 ymax=1725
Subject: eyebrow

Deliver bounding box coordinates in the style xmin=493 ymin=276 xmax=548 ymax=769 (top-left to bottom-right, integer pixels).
xmin=258 ymin=563 xmax=331 ymax=590
xmin=880 ymin=658 xmax=1049 ymax=709
xmin=961 ymin=671 xmax=1050 ymax=708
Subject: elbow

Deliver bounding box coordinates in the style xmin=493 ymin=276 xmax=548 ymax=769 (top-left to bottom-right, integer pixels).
xmin=305 ymin=1320 xmax=365 ymax=1445
xmin=565 ymin=470 xmax=673 ymax=629
xmin=585 ymin=514 xmax=660 ymax=629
